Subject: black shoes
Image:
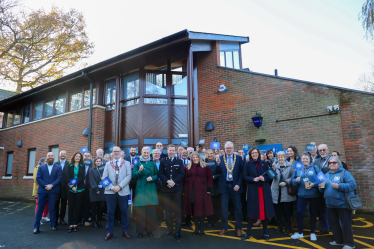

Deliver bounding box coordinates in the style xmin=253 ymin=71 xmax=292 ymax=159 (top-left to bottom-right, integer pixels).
xmin=92 ymin=222 xmax=99 ymax=228
xmin=73 ymin=226 xmax=78 ymax=232
xmin=276 ymin=228 xmax=283 ymax=234
xmin=147 ymin=232 xmax=153 ymax=237
xmin=68 ymin=226 xmax=73 ymax=233
xmin=193 ymin=232 xmax=199 ymax=235
xmin=241 ymin=233 xmax=250 ymax=240
xmin=263 ymin=234 xmax=270 ymax=241
xmin=138 ymin=233 xmax=143 ymax=238
xmin=174 ymin=233 xmax=181 ymax=240
xmin=162 ymin=231 xmax=171 ymax=237
xmin=33 ymin=228 xmax=40 ymax=234
xmin=284 ymin=229 xmax=291 ymax=235
xmin=200 ymin=233 xmax=205 ymax=236
xmin=317 ymin=230 xmax=329 ymax=235
xmin=50 ymin=226 xmax=58 ymax=231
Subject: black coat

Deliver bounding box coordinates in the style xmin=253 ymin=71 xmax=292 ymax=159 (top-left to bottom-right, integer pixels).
xmin=216 ymin=154 xmax=244 ymax=194
xmin=126 ymin=155 xmax=138 ymax=187
xmin=56 ymin=161 xmax=68 ymax=199
xmin=243 ymin=160 xmax=275 ymax=219
xmin=89 ymin=168 xmax=106 ymax=202
xmin=205 ymin=159 xmax=220 ymax=195
xmin=63 ymin=164 xmax=85 ymax=193
xmin=158 ymin=157 xmax=185 ymax=192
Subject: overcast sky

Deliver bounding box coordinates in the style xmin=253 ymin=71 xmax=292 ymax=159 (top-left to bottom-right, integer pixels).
xmin=9 ymin=0 xmax=372 ymax=91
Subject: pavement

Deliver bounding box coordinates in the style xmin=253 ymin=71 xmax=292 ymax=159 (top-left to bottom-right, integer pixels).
xmin=1 ymin=200 xmax=374 ymax=249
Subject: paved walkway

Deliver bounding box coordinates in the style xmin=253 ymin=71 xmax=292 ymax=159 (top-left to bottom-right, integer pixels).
xmin=1 ymin=200 xmax=373 ymax=249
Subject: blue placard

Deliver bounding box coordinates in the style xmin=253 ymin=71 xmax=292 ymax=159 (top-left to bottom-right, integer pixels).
xmin=180 ymin=140 xmax=188 ymax=147
xmin=84 ymin=159 xmax=92 ymax=167
xmin=210 ymin=142 xmax=220 ymax=150
xmin=314 ymin=171 xmax=327 ymax=184
xmin=80 ymin=146 xmax=88 ymax=154
xmin=69 ymin=178 xmax=78 ymax=185
xmin=283 ymin=149 xmax=288 ymax=155
xmin=100 ymin=177 xmax=112 ymax=188
xmin=265 ymin=168 xmax=278 ymax=179
xmin=132 ymin=158 xmax=139 ymax=167
xmin=199 ymin=139 xmax=205 ymax=145
xmin=242 ymin=144 xmax=248 ymax=150
xmin=305 ymin=144 xmax=316 ymax=152
xmin=293 ymin=161 xmax=304 ymax=171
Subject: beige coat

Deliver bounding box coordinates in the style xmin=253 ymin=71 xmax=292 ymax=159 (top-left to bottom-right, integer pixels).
xmin=102 ymin=159 xmax=131 ymax=196
xmin=271 ymin=161 xmax=296 ymax=204
xmin=32 ymin=165 xmax=41 ymax=197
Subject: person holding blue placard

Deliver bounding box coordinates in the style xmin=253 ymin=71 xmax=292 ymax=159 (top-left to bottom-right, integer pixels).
xmin=318 ymin=157 xmax=356 ymax=249
xmin=291 ymin=152 xmax=320 ymax=241
xmin=241 ymin=147 xmax=275 ymax=241
xmin=64 ymin=152 xmax=85 ymax=233
xmin=89 ymin=157 xmax=106 ymax=228
xmin=271 ymin=151 xmax=296 ymax=235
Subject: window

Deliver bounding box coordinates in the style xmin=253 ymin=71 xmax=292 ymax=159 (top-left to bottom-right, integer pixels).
xmin=105 ymin=80 xmax=116 ymax=105
xmin=144 ymin=98 xmax=167 ymax=104
xmin=28 ymin=149 xmax=36 ymax=175
xmin=44 ymin=99 xmax=54 ymax=117
xmin=172 ymin=75 xmax=187 ymax=96
xmin=172 ymin=99 xmax=187 ymax=105
xmin=84 ymin=87 xmax=96 ymax=107
xmin=220 ymin=51 xmax=240 ymax=69
xmin=55 ymin=96 xmax=66 ymax=115
xmin=13 ymin=109 xmax=21 ymax=125
xmin=0 ymin=112 xmax=3 ymax=128
xmin=146 ymin=73 xmax=166 ymax=95
xmin=22 ymin=106 xmax=30 ymax=123
xmin=70 ymin=89 xmax=82 ymax=111
xmin=34 ymin=102 xmax=43 ymax=120
xmin=123 ymin=73 xmax=139 ymax=100
xmin=6 ymin=112 xmax=13 ymax=127
xmin=6 ymin=152 xmax=13 ymax=175
xmin=123 ymin=99 xmax=139 ymax=107
xmin=50 ymin=146 xmax=59 ymax=163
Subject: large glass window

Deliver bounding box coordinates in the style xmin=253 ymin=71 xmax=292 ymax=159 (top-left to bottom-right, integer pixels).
xmin=34 ymin=102 xmax=43 ymax=120
xmin=105 ymin=80 xmax=116 ymax=105
xmin=51 ymin=147 xmax=59 ymax=163
xmin=172 ymin=75 xmax=187 ymax=96
xmin=225 ymin=51 xmax=233 ymax=68
xmin=220 ymin=51 xmax=240 ymax=69
xmin=233 ymin=51 xmax=240 ymax=69
xmin=123 ymin=73 xmax=139 ymax=100
xmin=6 ymin=112 xmax=13 ymax=127
xmin=13 ymin=109 xmax=21 ymax=125
xmin=23 ymin=106 xmax=30 ymax=123
xmin=55 ymin=96 xmax=66 ymax=115
xmin=146 ymin=73 xmax=166 ymax=95
xmin=44 ymin=99 xmax=54 ymax=117
xmin=28 ymin=149 xmax=36 ymax=175
xmin=144 ymin=98 xmax=167 ymax=104
xmin=220 ymin=52 xmax=225 ymax=67
xmin=0 ymin=112 xmax=3 ymax=128
xmin=6 ymin=152 xmax=13 ymax=175
xmin=84 ymin=87 xmax=96 ymax=107
xmin=123 ymin=99 xmax=139 ymax=107
xmin=70 ymin=90 xmax=82 ymax=111
xmin=172 ymin=99 xmax=187 ymax=105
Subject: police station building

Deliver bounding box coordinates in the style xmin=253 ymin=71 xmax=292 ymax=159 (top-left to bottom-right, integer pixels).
xmin=0 ymin=30 xmax=373 ymax=212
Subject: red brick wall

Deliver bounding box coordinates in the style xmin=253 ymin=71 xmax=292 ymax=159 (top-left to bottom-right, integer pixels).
xmin=196 ymin=42 xmax=374 ymax=212
xmin=0 ymin=106 xmax=105 ymax=199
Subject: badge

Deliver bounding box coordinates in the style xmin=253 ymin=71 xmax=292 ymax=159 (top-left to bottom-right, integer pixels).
xmin=303 ymin=178 xmax=309 ymax=182
xmin=98 ymin=185 xmax=102 ymax=188
xmin=229 ymin=174 xmax=233 ymax=179
xmin=173 ymin=165 xmax=179 ymax=167
xmin=116 ymin=170 xmax=119 ymax=175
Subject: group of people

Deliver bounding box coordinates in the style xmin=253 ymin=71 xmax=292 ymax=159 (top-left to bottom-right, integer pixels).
xmin=32 ymin=141 xmax=357 ymax=249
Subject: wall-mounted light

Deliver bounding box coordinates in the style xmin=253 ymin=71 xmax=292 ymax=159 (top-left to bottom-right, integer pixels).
xmin=218 ymin=85 xmax=227 ymax=92
xmin=251 ymin=112 xmax=263 ymax=129
xmin=255 ymin=139 xmax=266 ymax=143
xmin=205 ymin=122 xmax=214 ymax=131
xmin=82 ymin=128 xmax=90 ymax=136
xmin=16 ymin=140 xmax=22 ymax=147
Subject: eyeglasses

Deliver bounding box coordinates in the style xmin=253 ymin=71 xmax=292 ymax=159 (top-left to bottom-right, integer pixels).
xmin=225 ymin=147 xmax=233 ymax=150
xmin=112 ymin=150 xmax=121 ymax=153
xmin=328 ymin=161 xmax=338 ymax=165
xmin=319 ymin=149 xmax=327 ymax=152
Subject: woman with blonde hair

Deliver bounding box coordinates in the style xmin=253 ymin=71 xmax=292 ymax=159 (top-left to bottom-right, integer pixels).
xmin=32 ymin=157 xmax=50 ymax=224
xmin=182 ymin=152 xmax=214 ymax=235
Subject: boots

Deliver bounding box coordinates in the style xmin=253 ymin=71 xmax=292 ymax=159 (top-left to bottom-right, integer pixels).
xmin=97 ymin=220 xmax=102 ymax=228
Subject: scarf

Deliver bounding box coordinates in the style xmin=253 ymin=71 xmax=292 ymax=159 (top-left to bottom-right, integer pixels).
xmin=139 ymin=156 xmax=151 ymax=162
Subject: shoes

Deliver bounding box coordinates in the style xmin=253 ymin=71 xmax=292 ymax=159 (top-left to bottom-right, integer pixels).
xmin=33 ymin=228 xmax=40 ymax=234
xmin=138 ymin=233 xmax=143 ymax=238
xmin=253 ymin=220 xmax=262 ymax=227
xmin=193 ymin=231 xmax=198 ymax=235
xmin=310 ymin=233 xmax=317 ymax=241
xmin=104 ymin=233 xmax=113 ymax=241
xmin=342 ymin=246 xmax=355 ymax=249
xmin=241 ymin=233 xmax=250 ymax=240
xmin=291 ymin=232 xmax=304 ymax=239
xmin=162 ymin=231 xmax=171 ymax=237
xmin=263 ymin=234 xmax=270 ymax=241
xmin=284 ymin=229 xmax=291 ymax=235
xmin=218 ymin=229 xmax=227 ymax=235
xmin=330 ymin=241 xmax=345 ymax=246
xmin=317 ymin=230 xmax=329 ymax=235
xmin=40 ymin=221 xmax=43 ymax=225
xmin=92 ymin=222 xmax=99 ymax=228
xmin=73 ymin=226 xmax=78 ymax=232
xmin=200 ymin=233 xmax=205 ymax=236
xmin=60 ymin=219 xmax=67 ymax=225
xmin=174 ymin=233 xmax=181 ymax=240
xmin=187 ymin=221 xmax=192 ymax=226
xmin=276 ymin=228 xmax=283 ymax=234
xmin=50 ymin=226 xmax=58 ymax=231
xmin=147 ymin=232 xmax=153 ymax=237
xmin=68 ymin=226 xmax=73 ymax=233
xmin=236 ymin=229 xmax=243 ymax=237
xmin=123 ymin=232 xmax=131 ymax=239
xmin=97 ymin=220 xmax=102 ymax=228
xmin=84 ymin=222 xmax=90 ymax=227
xmin=42 ymin=217 xmax=50 ymax=222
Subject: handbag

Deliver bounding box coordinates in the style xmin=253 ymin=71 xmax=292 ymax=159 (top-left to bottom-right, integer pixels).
xmin=287 ymin=183 xmax=298 ymax=196
xmin=340 ymin=170 xmax=362 ymax=210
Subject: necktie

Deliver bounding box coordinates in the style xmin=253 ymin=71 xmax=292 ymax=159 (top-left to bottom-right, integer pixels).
xmin=115 ymin=161 xmax=119 ymax=185
xmin=228 ymin=156 xmax=233 ymax=180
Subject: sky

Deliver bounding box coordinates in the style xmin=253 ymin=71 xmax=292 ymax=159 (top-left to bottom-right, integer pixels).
xmin=6 ymin=0 xmax=372 ymax=91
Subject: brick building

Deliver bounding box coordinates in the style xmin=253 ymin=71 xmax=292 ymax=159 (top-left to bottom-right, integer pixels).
xmin=0 ymin=30 xmax=373 ymax=212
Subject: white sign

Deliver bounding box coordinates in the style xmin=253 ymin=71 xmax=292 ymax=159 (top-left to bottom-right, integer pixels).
xmin=179 ymin=134 xmax=188 ymax=138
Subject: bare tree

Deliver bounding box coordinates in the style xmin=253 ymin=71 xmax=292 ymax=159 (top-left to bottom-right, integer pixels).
xmin=355 ymin=71 xmax=374 ymax=92
xmin=359 ymin=0 xmax=374 ymax=40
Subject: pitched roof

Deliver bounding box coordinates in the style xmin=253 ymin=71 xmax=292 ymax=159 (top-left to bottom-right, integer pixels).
xmin=0 ymin=89 xmax=17 ymax=101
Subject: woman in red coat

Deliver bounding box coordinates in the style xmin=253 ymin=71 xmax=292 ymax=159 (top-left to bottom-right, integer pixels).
xmin=183 ymin=152 xmax=214 ymax=236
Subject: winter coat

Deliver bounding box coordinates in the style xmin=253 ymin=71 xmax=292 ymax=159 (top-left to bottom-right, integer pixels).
xmin=291 ymin=163 xmax=320 ymax=198
xmin=132 ymin=160 xmax=159 ymax=206
xmin=271 ymin=161 xmax=296 ymax=204
xmin=320 ymin=166 xmax=357 ymax=208
xmin=89 ymin=167 xmax=106 ymax=202
xmin=205 ymin=159 xmax=220 ymax=195
xmin=182 ymin=164 xmax=214 ymax=217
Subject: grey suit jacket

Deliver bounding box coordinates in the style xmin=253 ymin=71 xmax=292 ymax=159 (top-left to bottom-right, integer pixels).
xmin=102 ymin=159 xmax=132 ymax=196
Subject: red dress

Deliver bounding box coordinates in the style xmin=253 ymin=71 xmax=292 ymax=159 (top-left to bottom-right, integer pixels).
xmin=249 ymin=163 xmax=266 ymax=220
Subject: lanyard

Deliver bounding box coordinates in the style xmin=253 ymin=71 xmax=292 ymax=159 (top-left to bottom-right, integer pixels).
xmin=303 ymin=166 xmax=311 ymax=178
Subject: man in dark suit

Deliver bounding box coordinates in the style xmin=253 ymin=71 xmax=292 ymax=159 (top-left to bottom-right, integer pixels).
xmin=159 ymin=144 xmax=185 ymax=240
xmin=126 ymin=146 xmax=138 ymax=221
xmin=155 ymin=142 xmax=167 ymax=159
xmin=33 ymin=152 xmax=62 ymax=234
xmin=80 ymin=151 xmax=93 ymax=226
xmin=216 ymin=141 xmax=244 ymax=237
xmin=55 ymin=150 xmax=68 ymax=225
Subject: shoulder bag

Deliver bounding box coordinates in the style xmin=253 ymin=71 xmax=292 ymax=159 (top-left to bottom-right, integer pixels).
xmin=341 ymin=169 xmax=362 ymax=210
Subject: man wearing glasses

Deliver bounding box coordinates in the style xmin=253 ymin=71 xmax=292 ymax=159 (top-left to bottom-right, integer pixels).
xmin=102 ymin=146 xmax=132 ymax=241
xmin=216 ymin=141 xmax=244 ymax=237
xmin=313 ymin=144 xmax=330 ymax=236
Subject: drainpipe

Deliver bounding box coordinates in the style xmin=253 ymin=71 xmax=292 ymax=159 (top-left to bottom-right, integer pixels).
xmin=82 ymin=72 xmax=94 ymax=152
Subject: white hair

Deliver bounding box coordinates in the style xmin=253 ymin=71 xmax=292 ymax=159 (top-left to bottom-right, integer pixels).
xmin=187 ymin=147 xmax=194 ymax=151
xmin=96 ymin=148 xmax=104 ymax=153
xmin=141 ymin=146 xmax=151 ymax=153
xmin=318 ymin=144 xmax=328 ymax=149
xmin=153 ymin=149 xmax=161 ymax=154
xmin=225 ymin=141 xmax=234 ymax=148
xmin=277 ymin=151 xmax=286 ymax=157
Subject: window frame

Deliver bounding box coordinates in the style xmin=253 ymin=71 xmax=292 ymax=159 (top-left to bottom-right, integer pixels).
xmin=49 ymin=145 xmax=59 ymax=163
xmin=27 ymin=149 xmax=37 ymax=176
xmin=220 ymin=50 xmax=241 ymax=69
xmin=5 ymin=151 xmax=13 ymax=176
